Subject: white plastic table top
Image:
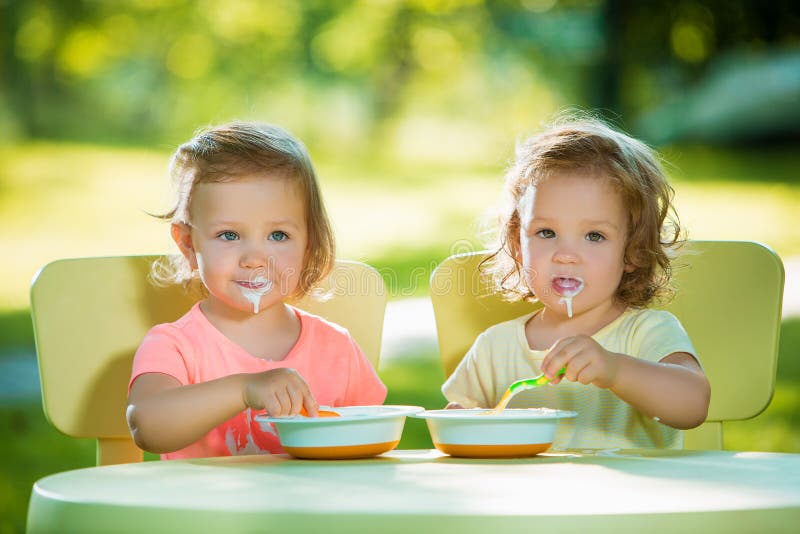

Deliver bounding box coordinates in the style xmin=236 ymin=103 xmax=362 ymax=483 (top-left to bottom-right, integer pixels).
xmin=28 ymin=448 xmax=800 ymax=533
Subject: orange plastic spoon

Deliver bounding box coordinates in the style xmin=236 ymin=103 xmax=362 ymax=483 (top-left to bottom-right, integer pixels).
xmin=299 ymin=407 xmax=340 ymax=418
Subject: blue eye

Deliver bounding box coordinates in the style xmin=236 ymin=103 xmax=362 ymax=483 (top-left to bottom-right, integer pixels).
xmin=536 ymin=229 xmax=555 ymax=239
xmin=586 ymin=232 xmax=605 ymax=242
xmin=218 ymin=231 xmax=238 ymax=241
xmin=269 ymin=231 xmax=288 ymax=242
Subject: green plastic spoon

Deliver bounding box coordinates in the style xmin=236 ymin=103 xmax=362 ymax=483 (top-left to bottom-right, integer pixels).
xmin=490 ymin=367 xmax=566 ymax=415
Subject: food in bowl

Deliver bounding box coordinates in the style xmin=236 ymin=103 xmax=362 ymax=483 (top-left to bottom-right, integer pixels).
xmin=412 ymin=408 xmax=576 ymax=458
xmin=255 ymin=405 xmax=424 ymax=459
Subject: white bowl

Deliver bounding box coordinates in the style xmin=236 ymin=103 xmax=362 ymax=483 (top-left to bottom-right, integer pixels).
xmin=255 ymin=405 xmax=424 ymax=459
xmin=412 ymin=408 xmax=577 ymax=458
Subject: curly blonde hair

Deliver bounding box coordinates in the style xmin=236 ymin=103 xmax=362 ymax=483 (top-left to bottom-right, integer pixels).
xmin=151 ymin=121 xmax=335 ymax=299
xmin=484 ymin=114 xmax=684 ymax=308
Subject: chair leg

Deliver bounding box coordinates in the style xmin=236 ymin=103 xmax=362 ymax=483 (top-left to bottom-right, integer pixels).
xmin=683 ymin=422 xmax=723 ymax=450
xmin=97 ymin=437 xmax=143 ymax=465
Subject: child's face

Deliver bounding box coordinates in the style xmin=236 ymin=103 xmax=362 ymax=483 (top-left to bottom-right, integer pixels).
xmin=517 ymin=170 xmax=632 ymax=320
xmin=174 ymin=174 xmax=308 ymax=316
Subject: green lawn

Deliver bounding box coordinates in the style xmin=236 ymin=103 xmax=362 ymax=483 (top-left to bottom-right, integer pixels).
xmin=1 ymin=142 xmax=799 ymax=532
xmin=1 ymin=142 xmax=799 ymax=310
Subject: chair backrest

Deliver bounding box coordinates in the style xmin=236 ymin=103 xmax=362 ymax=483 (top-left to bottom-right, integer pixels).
xmin=30 ymin=256 xmax=387 ymax=465
xmin=430 ymin=241 xmax=784 ymax=450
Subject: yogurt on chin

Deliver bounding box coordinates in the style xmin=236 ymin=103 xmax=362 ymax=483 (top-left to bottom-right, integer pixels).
xmin=239 ymin=276 xmax=273 ymax=314
xmin=552 ymin=276 xmax=584 ymax=318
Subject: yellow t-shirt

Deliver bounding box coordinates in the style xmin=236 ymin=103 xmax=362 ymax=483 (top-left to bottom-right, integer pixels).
xmin=441 ymin=308 xmax=698 ymax=450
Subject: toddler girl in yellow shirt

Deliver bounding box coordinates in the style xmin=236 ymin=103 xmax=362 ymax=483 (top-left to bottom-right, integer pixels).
xmin=442 ymin=114 xmax=710 ymax=449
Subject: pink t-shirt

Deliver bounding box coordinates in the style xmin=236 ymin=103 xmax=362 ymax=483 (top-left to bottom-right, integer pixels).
xmin=129 ymin=303 xmax=387 ymax=460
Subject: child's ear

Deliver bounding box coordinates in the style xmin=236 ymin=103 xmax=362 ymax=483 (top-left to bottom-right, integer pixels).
xmin=171 ymin=222 xmax=198 ymax=270
xmin=622 ymin=248 xmax=636 ymax=273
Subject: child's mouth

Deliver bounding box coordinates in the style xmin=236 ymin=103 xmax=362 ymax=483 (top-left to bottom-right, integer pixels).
xmin=238 ymin=276 xmax=273 ymax=314
xmin=552 ymin=276 xmax=585 ymax=297
xmin=238 ymin=278 xmax=271 ymax=290
xmin=552 ymin=276 xmax=584 ymax=319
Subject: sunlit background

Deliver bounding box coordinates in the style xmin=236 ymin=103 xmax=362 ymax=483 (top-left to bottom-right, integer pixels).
xmin=1 ymin=1 xmax=799 ymax=530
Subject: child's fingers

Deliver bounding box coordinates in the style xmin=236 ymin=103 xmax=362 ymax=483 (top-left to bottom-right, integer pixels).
xmin=291 ymin=384 xmax=318 ymax=417
xmin=291 ymin=378 xmax=318 ymax=417
xmin=301 ymin=392 xmax=319 ymax=417
xmin=542 ymin=337 xmax=577 ymax=381
xmin=247 ymin=368 xmax=316 ymax=416
xmin=262 ymin=392 xmax=284 ymax=417
xmin=539 ymin=339 xmax=561 ymax=374
xmin=273 ymin=381 xmax=297 ymax=415
xmin=277 ymin=368 xmax=315 ymax=416
xmin=566 ymin=353 xmax=593 ymax=384
xmin=275 ymin=386 xmax=301 ymax=416
xmin=286 ymin=386 xmax=305 ymax=416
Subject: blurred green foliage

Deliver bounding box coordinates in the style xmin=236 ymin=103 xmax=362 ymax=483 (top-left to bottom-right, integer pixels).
xmin=1 ymin=0 xmax=798 ymax=154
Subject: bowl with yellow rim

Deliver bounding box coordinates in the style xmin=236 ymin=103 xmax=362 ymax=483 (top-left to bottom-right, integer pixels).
xmin=412 ymin=408 xmax=576 ymax=458
xmin=256 ymin=405 xmax=424 ymax=460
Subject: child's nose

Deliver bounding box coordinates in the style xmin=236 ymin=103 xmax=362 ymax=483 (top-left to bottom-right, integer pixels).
xmin=552 ymin=246 xmax=579 ymax=264
xmin=240 ymin=241 xmax=269 ymax=268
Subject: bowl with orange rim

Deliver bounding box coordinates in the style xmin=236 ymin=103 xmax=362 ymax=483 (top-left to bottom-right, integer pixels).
xmin=412 ymin=408 xmax=576 ymax=458
xmin=255 ymin=405 xmax=424 ymax=460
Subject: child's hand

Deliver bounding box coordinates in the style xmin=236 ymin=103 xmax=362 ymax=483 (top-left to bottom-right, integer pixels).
xmin=540 ymin=335 xmax=620 ymax=389
xmin=243 ymin=368 xmax=319 ymax=417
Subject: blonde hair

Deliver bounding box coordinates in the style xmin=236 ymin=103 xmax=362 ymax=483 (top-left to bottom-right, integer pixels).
xmin=152 ymin=121 xmax=335 ymax=298
xmin=485 ymin=113 xmax=684 ymax=308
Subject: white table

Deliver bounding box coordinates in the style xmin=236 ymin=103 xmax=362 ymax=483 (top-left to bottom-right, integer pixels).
xmin=28 ymin=448 xmax=800 ymax=533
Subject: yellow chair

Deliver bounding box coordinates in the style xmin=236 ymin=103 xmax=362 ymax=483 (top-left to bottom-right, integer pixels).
xmin=430 ymin=241 xmax=785 ymax=450
xmin=30 ymin=255 xmax=387 ymax=466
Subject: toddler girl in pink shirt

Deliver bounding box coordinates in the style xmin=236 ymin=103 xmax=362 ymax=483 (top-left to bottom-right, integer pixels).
xmin=127 ymin=122 xmax=386 ymax=459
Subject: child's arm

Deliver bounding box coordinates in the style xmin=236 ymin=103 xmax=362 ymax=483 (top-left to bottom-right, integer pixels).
xmin=540 ymin=335 xmax=710 ymax=429
xmin=126 ymin=368 xmax=319 ymax=454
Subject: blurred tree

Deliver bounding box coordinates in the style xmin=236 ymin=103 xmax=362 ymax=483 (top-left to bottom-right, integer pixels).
xmin=616 ymin=0 xmax=800 ymax=143
xmin=611 ymin=0 xmax=799 ymax=113
xmin=0 ymin=0 xmax=797 ymax=148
